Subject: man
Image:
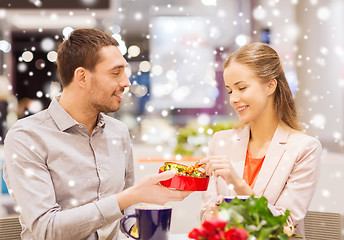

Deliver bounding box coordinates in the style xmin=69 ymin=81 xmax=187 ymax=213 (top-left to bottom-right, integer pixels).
xmin=4 ymin=28 xmax=190 ymax=240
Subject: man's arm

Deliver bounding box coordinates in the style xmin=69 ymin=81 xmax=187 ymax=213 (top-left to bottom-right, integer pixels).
xmin=4 ymin=128 xmax=123 ymax=240
xmin=4 ymin=128 xmax=191 ymax=240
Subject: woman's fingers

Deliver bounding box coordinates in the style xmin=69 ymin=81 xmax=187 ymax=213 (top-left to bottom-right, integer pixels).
xmin=206 ymin=163 xmax=229 ymax=175
xmin=202 ymin=157 xmax=227 ymax=170
xmin=213 ymin=169 xmax=229 ymax=178
xmin=200 ymin=156 xmax=233 ymax=179
xmin=200 ymin=156 xmax=227 ymax=164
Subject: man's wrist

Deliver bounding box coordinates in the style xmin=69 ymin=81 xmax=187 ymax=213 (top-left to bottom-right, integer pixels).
xmin=117 ymin=186 xmax=138 ymax=211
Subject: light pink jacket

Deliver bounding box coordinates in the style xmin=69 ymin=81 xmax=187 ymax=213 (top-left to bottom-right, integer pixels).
xmin=201 ymin=124 xmax=322 ymax=237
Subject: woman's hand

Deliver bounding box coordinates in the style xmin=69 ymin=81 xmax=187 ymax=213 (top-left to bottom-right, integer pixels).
xmin=201 ymin=202 xmax=219 ymax=222
xmin=199 ymin=156 xmax=255 ymax=196
xmin=201 ymin=195 xmax=224 ymax=222
xmin=199 ymin=156 xmax=241 ymax=186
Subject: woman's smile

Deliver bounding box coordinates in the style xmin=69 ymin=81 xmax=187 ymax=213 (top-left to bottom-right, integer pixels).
xmin=235 ymin=105 xmax=249 ymax=114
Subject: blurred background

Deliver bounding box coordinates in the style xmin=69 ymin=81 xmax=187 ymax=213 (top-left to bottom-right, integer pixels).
xmin=0 ymin=0 xmax=344 ymax=235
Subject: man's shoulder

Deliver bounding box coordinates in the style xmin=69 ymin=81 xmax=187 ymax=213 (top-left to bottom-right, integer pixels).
xmin=101 ymin=114 xmax=129 ymax=133
xmin=9 ymin=110 xmax=50 ymax=133
xmin=102 ymin=114 xmax=126 ymax=126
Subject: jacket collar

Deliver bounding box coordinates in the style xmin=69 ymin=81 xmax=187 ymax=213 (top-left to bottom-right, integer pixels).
xmin=229 ymin=124 xmax=290 ymax=196
xmin=253 ymin=124 xmax=290 ymax=196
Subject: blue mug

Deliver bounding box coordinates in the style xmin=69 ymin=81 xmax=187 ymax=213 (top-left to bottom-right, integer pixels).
xmin=121 ymin=205 xmax=172 ymax=240
xmin=223 ymin=195 xmax=250 ymax=203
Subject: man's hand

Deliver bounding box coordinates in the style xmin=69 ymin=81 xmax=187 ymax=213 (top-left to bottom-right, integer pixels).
xmin=117 ymin=171 xmax=192 ymax=210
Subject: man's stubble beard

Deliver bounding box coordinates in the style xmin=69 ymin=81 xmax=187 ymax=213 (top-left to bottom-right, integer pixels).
xmin=88 ymin=77 xmax=121 ymax=114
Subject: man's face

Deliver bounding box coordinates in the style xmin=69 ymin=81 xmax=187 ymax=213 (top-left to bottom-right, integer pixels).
xmin=86 ymin=45 xmax=130 ymax=113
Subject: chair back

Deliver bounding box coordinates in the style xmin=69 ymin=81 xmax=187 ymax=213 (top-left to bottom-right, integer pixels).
xmin=305 ymin=211 xmax=344 ymax=240
xmin=0 ymin=216 xmax=22 ymax=240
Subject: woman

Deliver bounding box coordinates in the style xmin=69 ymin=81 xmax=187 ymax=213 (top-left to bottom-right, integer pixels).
xmin=200 ymin=42 xmax=322 ymax=237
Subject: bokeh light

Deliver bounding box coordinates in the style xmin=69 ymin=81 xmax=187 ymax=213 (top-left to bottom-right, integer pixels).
xmin=130 ymin=83 xmax=148 ymax=98
xmin=17 ymin=63 xmax=27 ymax=72
xmin=139 ymin=61 xmax=151 ymax=72
xmin=201 ymin=0 xmax=217 ymax=6
xmin=172 ymin=86 xmax=191 ymax=101
xmin=128 ymin=45 xmax=140 ymax=58
xmin=80 ymin=0 xmax=97 ymax=6
xmin=0 ymin=9 xmax=6 ymax=19
xmin=317 ymin=7 xmax=330 ymax=21
xmin=49 ymin=82 xmax=62 ymax=99
xmin=151 ymin=65 xmax=163 ymax=76
xmin=284 ymin=23 xmax=300 ymax=41
xmin=40 ymin=38 xmax=55 ymax=52
xmin=197 ymin=114 xmax=211 ymax=126
xmin=22 ymin=51 xmax=34 ymax=62
xmin=209 ymin=26 xmax=221 ymax=39
xmin=235 ymin=34 xmax=250 ymax=46
xmin=134 ymin=12 xmax=143 ymax=21
xmin=109 ymin=25 xmax=121 ymax=34
xmin=125 ymin=66 xmax=132 ymax=77
xmin=27 ymin=100 xmax=43 ymax=113
xmin=29 ymin=0 xmax=42 ymax=7
xmin=310 ymin=114 xmax=326 ymax=129
xmin=0 ymin=40 xmax=11 ymax=53
xmin=112 ymin=33 xmax=127 ymax=55
xmin=47 ymin=51 xmax=58 ymax=62
xmin=253 ymin=5 xmax=266 ymax=21
xmin=62 ymin=27 xmax=74 ymax=39
xmin=134 ymin=85 xmax=148 ymax=97
xmin=35 ymin=59 xmax=46 ymax=70
xmin=166 ymin=70 xmax=177 ymax=81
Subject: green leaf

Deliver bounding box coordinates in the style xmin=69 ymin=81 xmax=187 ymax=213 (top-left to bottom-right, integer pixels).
xmin=217 ymin=196 xmax=293 ymax=239
xmin=277 ymin=233 xmax=290 ymax=240
xmin=258 ymin=226 xmax=275 ymax=240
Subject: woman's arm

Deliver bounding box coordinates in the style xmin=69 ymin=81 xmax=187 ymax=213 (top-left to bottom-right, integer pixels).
xmin=264 ymin=137 xmax=322 ymax=227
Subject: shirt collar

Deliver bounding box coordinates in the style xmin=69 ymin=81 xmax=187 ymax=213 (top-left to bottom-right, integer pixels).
xmin=48 ymin=96 xmax=106 ymax=132
xmin=96 ymin=113 xmax=106 ymax=128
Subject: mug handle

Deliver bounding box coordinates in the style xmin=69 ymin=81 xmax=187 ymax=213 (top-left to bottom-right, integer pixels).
xmin=120 ymin=214 xmax=139 ymax=239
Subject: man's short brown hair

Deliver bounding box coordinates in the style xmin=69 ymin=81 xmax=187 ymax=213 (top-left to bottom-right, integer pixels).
xmin=57 ymin=28 xmax=119 ymax=87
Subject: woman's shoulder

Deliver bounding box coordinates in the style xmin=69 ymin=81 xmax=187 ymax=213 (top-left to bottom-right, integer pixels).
xmin=211 ymin=126 xmax=249 ymax=144
xmin=284 ymin=127 xmax=322 ymax=154
xmin=213 ymin=126 xmax=246 ymax=137
xmin=289 ymin=128 xmax=321 ymax=144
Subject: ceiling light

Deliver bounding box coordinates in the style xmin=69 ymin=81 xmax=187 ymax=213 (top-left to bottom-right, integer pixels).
xmin=10 ymin=14 xmax=96 ymax=29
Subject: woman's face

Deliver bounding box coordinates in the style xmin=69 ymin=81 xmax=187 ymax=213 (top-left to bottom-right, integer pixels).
xmin=223 ymin=61 xmax=274 ymax=124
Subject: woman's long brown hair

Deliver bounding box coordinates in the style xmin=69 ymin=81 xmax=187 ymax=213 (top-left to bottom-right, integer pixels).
xmin=224 ymin=42 xmax=300 ymax=130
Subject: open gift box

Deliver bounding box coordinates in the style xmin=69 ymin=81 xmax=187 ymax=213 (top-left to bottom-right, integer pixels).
xmin=158 ymin=162 xmax=209 ymax=191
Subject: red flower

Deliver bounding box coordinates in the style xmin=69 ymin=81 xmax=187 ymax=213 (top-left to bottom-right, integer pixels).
xmin=202 ymin=216 xmax=227 ymax=234
xmin=224 ymin=228 xmax=248 ymax=240
xmin=208 ymin=231 xmax=226 ymax=240
xmin=188 ymin=227 xmax=208 ymax=239
xmin=189 ymin=217 xmax=248 ymax=240
xmin=189 ymin=217 xmax=228 ymax=240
